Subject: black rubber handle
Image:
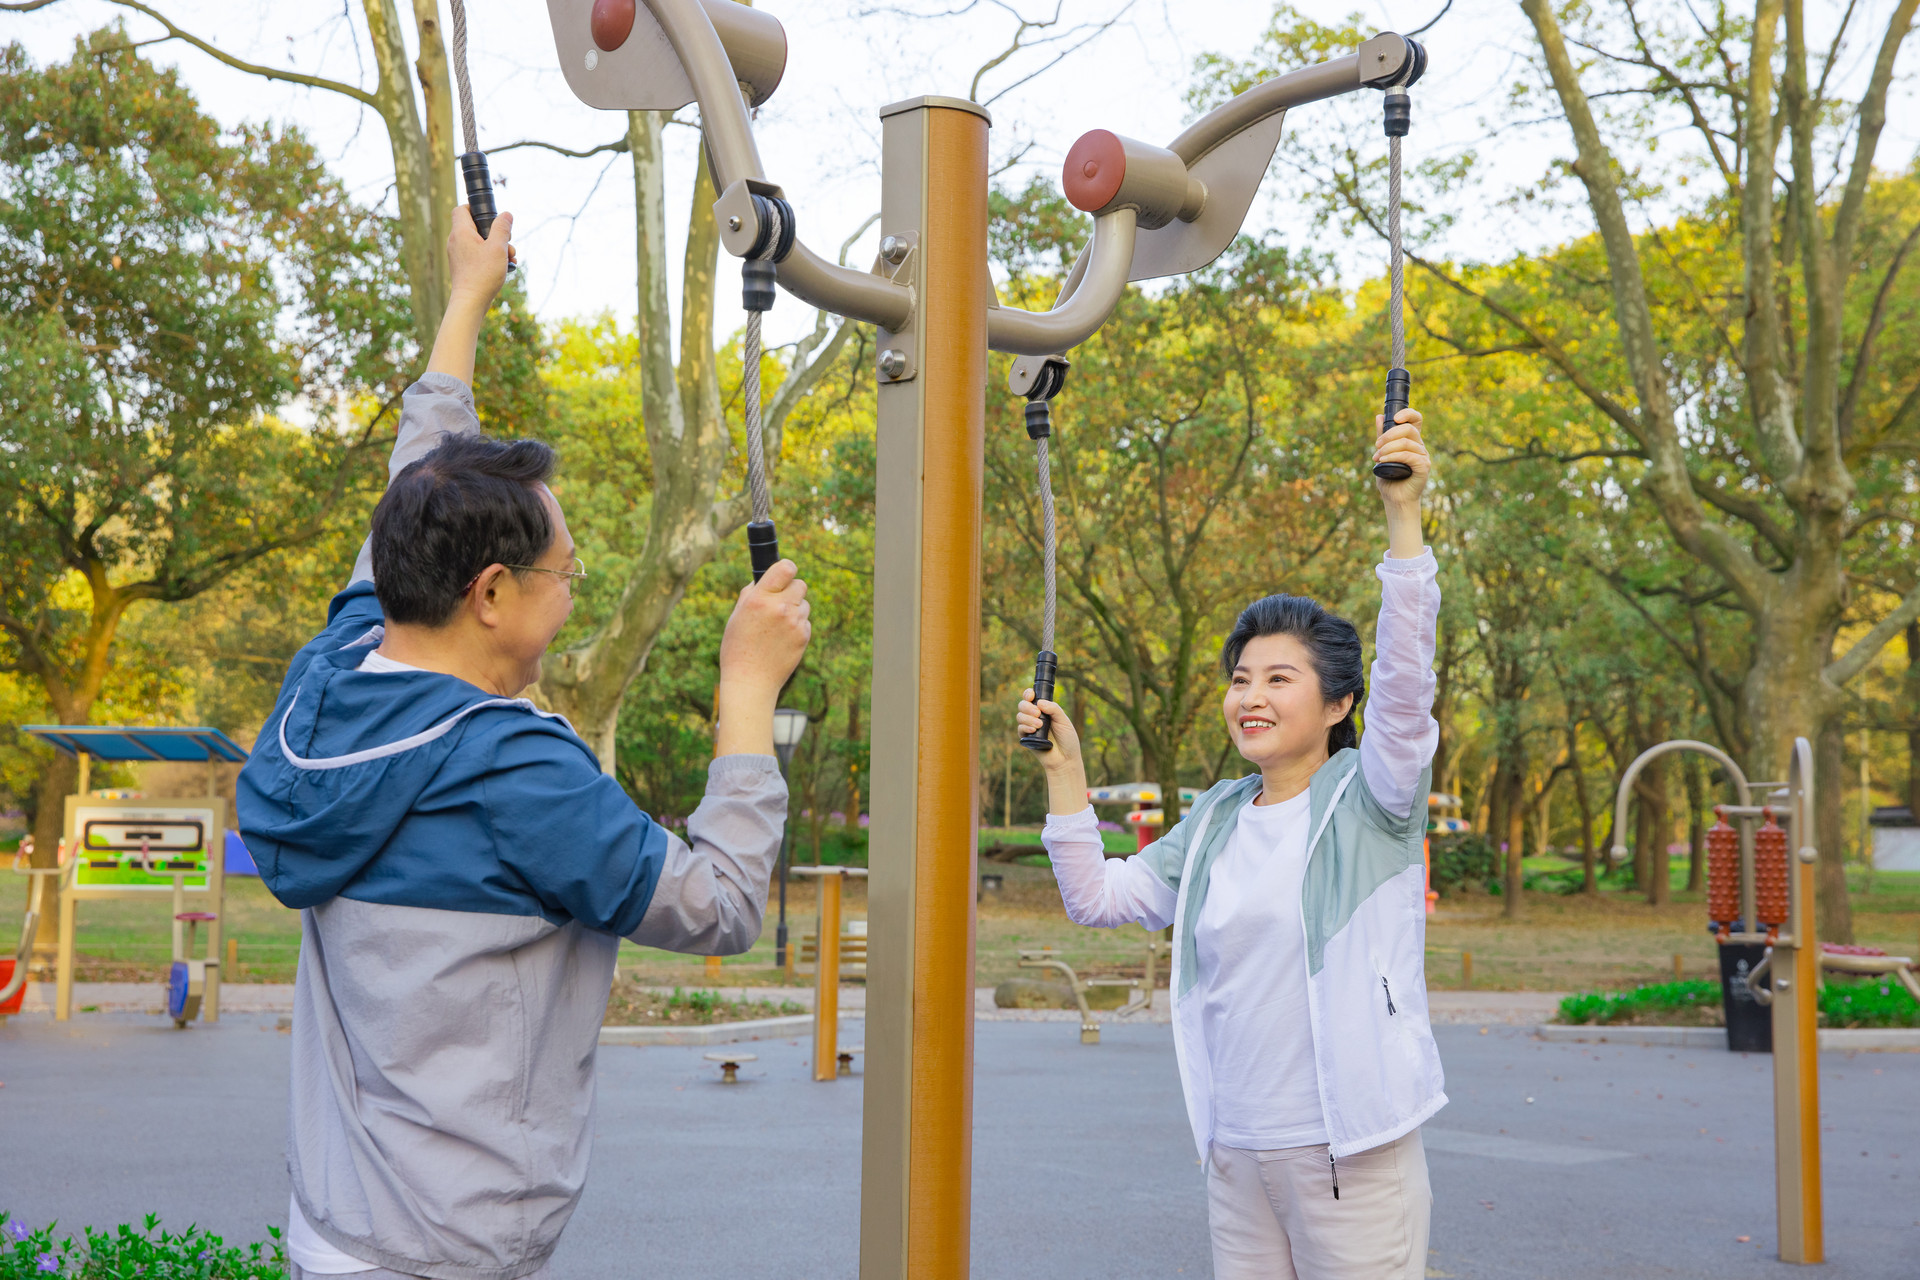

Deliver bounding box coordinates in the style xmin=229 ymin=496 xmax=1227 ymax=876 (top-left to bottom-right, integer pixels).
xmin=747 ymin=520 xmax=780 ymax=583
xmin=1375 ymin=368 xmax=1412 ymax=481
xmin=460 ymin=152 xmax=514 ymax=273
xmin=1020 ymin=650 xmax=1058 ymax=753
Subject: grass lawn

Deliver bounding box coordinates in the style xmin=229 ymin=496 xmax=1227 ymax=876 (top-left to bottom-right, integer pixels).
xmin=20 ymin=837 xmax=1920 ymax=995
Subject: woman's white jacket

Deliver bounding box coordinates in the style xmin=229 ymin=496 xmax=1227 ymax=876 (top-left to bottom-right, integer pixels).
xmin=1041 ymin=550 xmax=1446 ymax=1160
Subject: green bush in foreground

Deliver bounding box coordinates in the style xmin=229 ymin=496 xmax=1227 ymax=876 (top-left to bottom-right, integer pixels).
xmin=1557 ymin=976 xmax=1920 ymax=1027
xmin=1 ymin=1214 xmax=285 ymax=1278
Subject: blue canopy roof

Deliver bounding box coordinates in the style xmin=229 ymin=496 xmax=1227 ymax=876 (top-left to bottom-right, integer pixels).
xmin=21 ymin=725 xmax=249 ymax=764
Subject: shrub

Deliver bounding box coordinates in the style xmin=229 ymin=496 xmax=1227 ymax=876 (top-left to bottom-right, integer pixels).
xmin=1557 ymin=980 xmax=1721 ymax=1025
xmin=1821 ymin=977 xmax=1920 ymax=1028
xmin=0 ymin=1214 xmax=285 ymax=1278
xmin=1429 ymin=834 xmax=1499 ymax=896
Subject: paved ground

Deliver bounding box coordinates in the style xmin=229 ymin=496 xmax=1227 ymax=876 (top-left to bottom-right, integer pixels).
xmin=2 ymin=1012 xmax=1913 ymax=1278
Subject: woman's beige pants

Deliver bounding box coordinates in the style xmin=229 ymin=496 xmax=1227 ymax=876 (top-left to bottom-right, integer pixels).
xmin=1206 ymin=1129 xmax=1431 ymax=1279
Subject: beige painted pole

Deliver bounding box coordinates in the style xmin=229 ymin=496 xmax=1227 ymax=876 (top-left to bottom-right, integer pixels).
xmin=861 ymin=96 xmax=990 ymax=1280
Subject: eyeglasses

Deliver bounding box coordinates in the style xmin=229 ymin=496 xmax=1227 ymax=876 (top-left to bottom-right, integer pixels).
xmin=463 ymin=557 xmax=588 ymax=597
xmin=503 ymin=557 xmax=588 ymax=594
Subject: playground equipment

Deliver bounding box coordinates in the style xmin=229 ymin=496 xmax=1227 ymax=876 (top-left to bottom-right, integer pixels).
xmin=791 ymin=864 xmax=867 ymax=1083
xmin=1018 ymin=938 xmax=1163 ymax=1044
xmin=1087 ymin=783 xmax=1199 ymax=852
xmin=1611 ymin=737 xmax=1821 ymax=1264
xmin=543 ymin=4 xmax=1427 ymax=1272
xmin=2 ymin=842 xmax=62 ymax=1018
xmin=703 ymin=1050 xmax=756 ymax=1083
xmin=22 ymin=725 xmax=247 ymax=1026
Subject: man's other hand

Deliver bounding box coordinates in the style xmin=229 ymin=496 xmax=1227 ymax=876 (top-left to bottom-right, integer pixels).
xmin=719 ymin=560 xmax=811 ymax=697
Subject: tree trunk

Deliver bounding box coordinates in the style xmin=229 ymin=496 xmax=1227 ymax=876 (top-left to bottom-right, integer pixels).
xmin=1814 ymin=720 xmax=1852 ymax=943
xmin=1743 ymin=616 xmax=1853 ymax=941
xmin=1569 ymin=724 xmax=1598 ymax=893
xmin=362 ymin=0 xmax=452 ymax=349
xmin=1497 ymin=767 xmax=1528 ymax=917
xmin=1905 ymin=620 xmax=1920 ymax=813
xmin=26 ymin=751 xmax=78 ymax=964
xmin=1685 ymin=752 xmax=1706 ymax=893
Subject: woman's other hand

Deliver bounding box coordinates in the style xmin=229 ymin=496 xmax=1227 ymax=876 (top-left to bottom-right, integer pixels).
xmin=1016 ymin=690 xmax=1082 ymax=770
xmin=1017 ymin=689 xmax=1094 ymax=817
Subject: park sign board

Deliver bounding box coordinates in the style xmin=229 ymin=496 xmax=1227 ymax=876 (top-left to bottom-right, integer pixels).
xmin=66 ymin=801 xmax=219 ymax=893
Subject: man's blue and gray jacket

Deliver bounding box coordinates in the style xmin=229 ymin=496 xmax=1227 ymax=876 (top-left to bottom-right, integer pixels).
xmin=237 ymin=374 xmax=787 ymax=1280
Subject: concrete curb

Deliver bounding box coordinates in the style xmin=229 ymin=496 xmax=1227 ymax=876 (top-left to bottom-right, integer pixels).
xmin=598 ymin=1014 xmax=863 ymax=1047
xmin=1536 ymin=1024 xmax=1920 ymax=1051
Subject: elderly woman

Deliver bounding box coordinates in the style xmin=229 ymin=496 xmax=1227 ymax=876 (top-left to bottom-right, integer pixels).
xmin=1016 ymin=410 xmax=1443 ymax=1280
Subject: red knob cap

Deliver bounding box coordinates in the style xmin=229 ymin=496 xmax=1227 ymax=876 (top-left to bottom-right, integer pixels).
xmin=591 ymin=0 xmax=636 ymax=52
xmin=1063 ymin=129 xmax=1126 ymax=212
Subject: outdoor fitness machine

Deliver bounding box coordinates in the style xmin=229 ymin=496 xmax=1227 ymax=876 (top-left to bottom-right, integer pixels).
xmin=1611 ymin=737 xmax=1822 ymax=1264
xmin=543 ymin=4 xmax=1426 ymax=1273
xmin=22 ymin=725 xmax=247 ymax=1027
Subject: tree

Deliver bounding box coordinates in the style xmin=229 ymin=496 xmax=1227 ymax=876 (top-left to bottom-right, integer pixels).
xmin=530 ymin=109 xmax=859 ymax=764
xmin=90 ymin=0 xmax=461 ymax=350
xmin=0 ymin=32 xmax=403 ymax=950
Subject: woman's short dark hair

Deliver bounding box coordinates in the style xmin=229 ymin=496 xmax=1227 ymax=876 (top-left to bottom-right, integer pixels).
xmin=370 ymin=433 xmax=557 ymax=627
xmin=1220 ymin=594 xmax=1366 ymax=753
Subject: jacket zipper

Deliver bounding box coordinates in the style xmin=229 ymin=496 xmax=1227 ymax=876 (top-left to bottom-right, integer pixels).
xmin=1382 ymin=974 xmax=1397 ymax=1016
xmin=1328 ymin=1150 xmax=1340 ymax=1200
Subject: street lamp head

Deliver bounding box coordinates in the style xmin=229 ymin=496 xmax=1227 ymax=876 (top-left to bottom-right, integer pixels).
xmin=773 ymin=707 xmax=808 ymax=768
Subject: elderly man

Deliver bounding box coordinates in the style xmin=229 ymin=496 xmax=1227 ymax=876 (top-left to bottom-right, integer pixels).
xmin=237 ymin=207 xmax=810 ymax=1280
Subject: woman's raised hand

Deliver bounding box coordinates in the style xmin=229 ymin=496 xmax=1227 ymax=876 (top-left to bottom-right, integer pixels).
xmin=1373 ymin=408 xmax=1430 ymax=505
xmin=1016 ymin=689 xmax=1082 ymax=772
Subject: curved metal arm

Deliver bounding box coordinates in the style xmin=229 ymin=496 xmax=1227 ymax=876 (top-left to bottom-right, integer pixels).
xmin=646 ymin=0 xmax=912 ymax=328
xmin=1749 ymin=948 xmax=1775 ymax=1006
xmin=1610 ymin=740 xmax=1751 ymax=863
xmin=986 ymin=210 xmax=1137 ymax=355
xmin=776 ymin=238 xmax=914 ymax=331
xmin=1168 ymin=52 xmax=1363 ymax=166
xmin=2 ymin=865 xmax=62 ymax=1005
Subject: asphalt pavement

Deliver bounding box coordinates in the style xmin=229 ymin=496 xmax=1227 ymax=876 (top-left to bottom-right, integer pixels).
xmin=1 ymin=1012 xmax=1912 ymax=1278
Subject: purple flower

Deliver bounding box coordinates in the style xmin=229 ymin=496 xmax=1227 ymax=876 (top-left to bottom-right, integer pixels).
xmin=6 ymin=1221 xmax=30 ymax=1242
xmin=857 ymin=814 xmax=870 ymax=828
xmin=34 ymin=1252 xmax=57 ymax=1273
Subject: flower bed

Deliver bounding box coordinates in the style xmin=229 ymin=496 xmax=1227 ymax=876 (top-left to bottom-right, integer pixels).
xmin=2 ymin=1215 xmax=284 ymax=1278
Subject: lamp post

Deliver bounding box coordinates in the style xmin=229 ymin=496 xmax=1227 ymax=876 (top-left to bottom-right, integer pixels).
xmin=772 ymin=707 xmax=808 ymax=969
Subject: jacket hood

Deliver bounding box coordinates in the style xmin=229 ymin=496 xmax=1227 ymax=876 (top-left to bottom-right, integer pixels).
xmin=237 ymin=628 xmax=558 ymax=908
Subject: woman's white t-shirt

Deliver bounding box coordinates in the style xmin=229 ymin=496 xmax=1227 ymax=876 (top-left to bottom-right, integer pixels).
xmin=1194 ymin=788 xmax=1327 ymax=1150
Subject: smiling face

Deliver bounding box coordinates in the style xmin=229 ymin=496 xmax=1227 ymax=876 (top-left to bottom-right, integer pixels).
xmin=1223 ymin=631 xmax=1355 ymax=775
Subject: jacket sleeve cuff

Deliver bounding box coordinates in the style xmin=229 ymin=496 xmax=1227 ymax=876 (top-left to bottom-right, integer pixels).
xmin=1044 ymin=806 xmax=1099 ymax=834
xmin=1377 ymin=547 xmax=1437 ymax=577
xmin=707 ymin=753 xmax=782 ymax=790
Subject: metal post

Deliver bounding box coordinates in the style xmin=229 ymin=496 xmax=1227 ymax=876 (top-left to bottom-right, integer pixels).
xmin=861 ymin=95 xmax=990 ymax=1280
xmin=54 ymin=751 xmax=87 ymax=1023
xmin=1771 ymin=738 xmax=1823 ymax=1263
xmin=814 ymin=870 xmax=842 ymax=1082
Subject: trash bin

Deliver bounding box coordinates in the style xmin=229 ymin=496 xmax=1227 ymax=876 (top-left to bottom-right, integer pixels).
xmin=1720 ymin=940 xmax=1772 ymax=1053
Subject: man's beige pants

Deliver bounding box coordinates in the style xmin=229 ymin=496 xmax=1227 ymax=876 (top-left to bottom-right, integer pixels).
xmin=1206 ymin=1129 xmax=1430 ymax=1279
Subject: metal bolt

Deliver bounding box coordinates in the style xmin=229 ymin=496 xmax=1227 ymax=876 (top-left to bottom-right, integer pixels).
xmin=880 ymin=235 xmax=909 ymax=265
xmin=877 ymin=349 xmax=907 ymax=379
xmin=727 ymin=215 xmax=742 ymax=233
xmin=584 ymin=49 xmax=599 ymax=71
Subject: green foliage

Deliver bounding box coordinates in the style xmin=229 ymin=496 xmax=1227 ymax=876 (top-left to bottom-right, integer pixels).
xmin=1557 ymin=981 xmax=1721 ymax=1025
xmin=1429 ymin=834 xmax=1499 ymax=895
xmin=1822 ymin=977 xmax=1920 ymax=1029
xmin=0 ymin=1213 xmax=285 ymax=1278
xmin=0 ymin=30 xmax=403 ymax=733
